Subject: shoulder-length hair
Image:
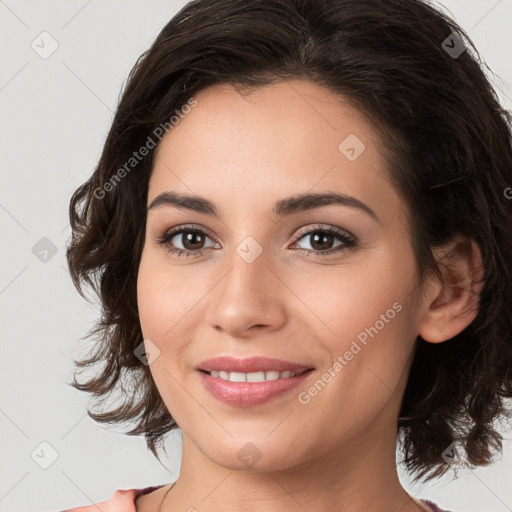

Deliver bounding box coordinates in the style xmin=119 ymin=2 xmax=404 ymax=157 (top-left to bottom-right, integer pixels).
xmin=66 ymin=0 xmax=512 ymax=481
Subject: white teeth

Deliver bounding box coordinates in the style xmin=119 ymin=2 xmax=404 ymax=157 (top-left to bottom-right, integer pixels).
xmin=207 ymin=370 xmax=298 ymax=382
xmin=247 ymin=371 xmax=266 ymax=382
xmin=229 ymin=372 xmax=246 ymax=382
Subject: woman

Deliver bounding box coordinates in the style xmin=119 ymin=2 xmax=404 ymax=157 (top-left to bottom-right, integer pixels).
xmin=61 ymin=0 xmax=512 ymax=510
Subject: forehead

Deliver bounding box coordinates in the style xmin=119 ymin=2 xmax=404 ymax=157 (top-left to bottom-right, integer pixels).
xmin=149 ymin=79 xmax=402 ymax=226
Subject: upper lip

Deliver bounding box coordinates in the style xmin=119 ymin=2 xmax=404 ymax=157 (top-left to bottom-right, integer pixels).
xmin=197 ymin=356 xmax=314 ymax=374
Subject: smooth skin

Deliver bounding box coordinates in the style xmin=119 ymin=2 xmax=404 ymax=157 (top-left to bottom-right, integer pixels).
xmin=135 ymin=79 xmax=483 ymax=512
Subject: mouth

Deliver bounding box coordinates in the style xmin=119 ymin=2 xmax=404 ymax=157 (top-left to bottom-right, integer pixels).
xmin=196 ymin=356 xmax=315 ymax=407
xmin=198 ymin=368 xmax=312 ymax=382
xmin=196 ymin=355 xmax=314 ymax=374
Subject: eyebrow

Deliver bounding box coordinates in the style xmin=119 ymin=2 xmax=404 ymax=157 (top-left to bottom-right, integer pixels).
xmin=148 ymin=190 xmax=380 ymax=223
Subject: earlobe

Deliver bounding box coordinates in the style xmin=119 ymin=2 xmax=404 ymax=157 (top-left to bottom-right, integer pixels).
xmin=417 ymin=238 xmax=485 ymax=343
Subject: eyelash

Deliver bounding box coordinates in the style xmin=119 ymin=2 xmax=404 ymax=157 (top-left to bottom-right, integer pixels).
xmin=155 ymin=224 xmax=357 ymax=258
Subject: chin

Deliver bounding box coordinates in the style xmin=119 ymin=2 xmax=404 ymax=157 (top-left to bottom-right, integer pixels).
xmin=201 ymin=437 xmax=307 ymax=473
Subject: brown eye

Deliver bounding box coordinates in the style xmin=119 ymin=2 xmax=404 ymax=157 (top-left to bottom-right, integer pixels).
xmin=174 ymin=230 xmax=207 ymax=250
xmin=292 ymin=226 xmax=356 ymax=256
xmin=156 ymin=225 xmax=218 ymax=257
xmin=156 ymin=224 xmax=356 ymax=258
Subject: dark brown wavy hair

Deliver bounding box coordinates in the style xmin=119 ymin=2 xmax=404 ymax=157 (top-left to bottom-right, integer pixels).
xmin=66 ymin=0 xmax=512 ymax=482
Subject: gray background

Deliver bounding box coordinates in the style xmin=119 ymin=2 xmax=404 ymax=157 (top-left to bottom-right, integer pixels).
xmin=1 ymin=1 xmax=511 ymax=511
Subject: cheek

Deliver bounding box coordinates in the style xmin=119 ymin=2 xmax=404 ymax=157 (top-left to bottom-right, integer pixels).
xmin=296 ymin=296 xmax=416 ymax=447
xmin=293 ymin=243 xmax=416 ymax=347
xmin=136 ymin=248 xmax=198 ymax=340
xmin=299 ymin=243 xmax=418 ymax=412
xmin=136 ymin=250 xmax=194 ymax=417
xmin=136 ymin=258 xmax=168 ymax=340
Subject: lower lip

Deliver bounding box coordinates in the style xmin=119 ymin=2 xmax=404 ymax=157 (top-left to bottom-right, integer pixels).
xmin=197 ymin=370 xmax=314 ymax=407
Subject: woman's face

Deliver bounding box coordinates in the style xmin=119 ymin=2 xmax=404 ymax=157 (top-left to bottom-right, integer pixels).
xmin=137 ymin=79 xmax=424 ymax=472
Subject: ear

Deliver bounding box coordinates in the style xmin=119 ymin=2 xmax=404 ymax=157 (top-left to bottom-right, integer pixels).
xmin=417 ymin=237 xmax=485 ymax=343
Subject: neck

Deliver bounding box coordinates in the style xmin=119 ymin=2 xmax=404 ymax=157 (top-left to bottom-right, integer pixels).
xmin=162 ymin=421 xmax=421 ymax=512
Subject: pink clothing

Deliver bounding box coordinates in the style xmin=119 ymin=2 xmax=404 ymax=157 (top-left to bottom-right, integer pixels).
xmin=59 ymin=485 xmax=165 ymax=512
xmin=59 ymin=485 xmax=452 ymax=511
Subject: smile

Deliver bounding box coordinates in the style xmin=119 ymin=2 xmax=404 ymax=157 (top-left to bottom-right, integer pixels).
xmin=198 ymin=368 xmax=314 ymax=406
xmin=204 ymin=369 xmax=303 ymax=382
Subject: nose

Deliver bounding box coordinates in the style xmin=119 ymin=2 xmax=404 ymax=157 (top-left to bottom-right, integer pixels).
xmin=205 ymin=247 xmax=288 ymax=339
